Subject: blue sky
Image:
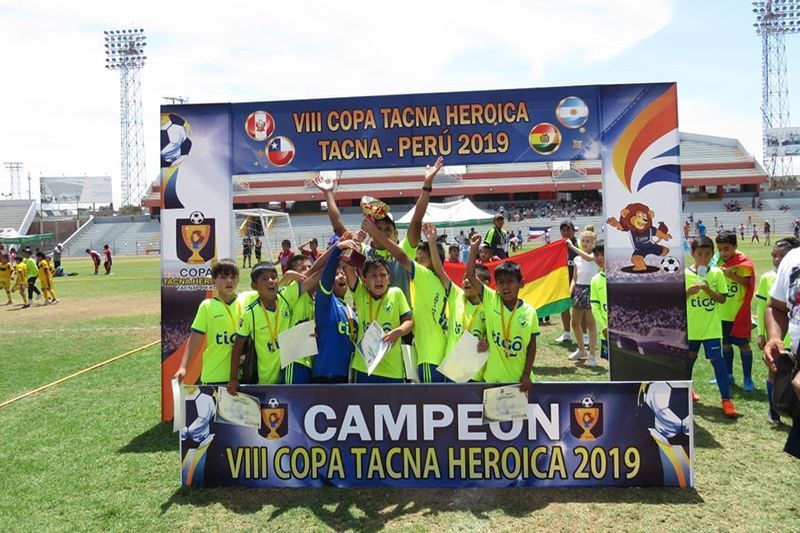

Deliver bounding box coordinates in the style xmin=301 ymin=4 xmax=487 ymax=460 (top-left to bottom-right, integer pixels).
xmin=0 ymin=0 xmax=797 ymax=204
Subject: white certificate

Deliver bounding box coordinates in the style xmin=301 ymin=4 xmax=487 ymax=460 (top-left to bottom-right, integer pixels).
xmin=438 ymin=334 xmax=489 ymax=383
xmin=482 ymin=385 xmax=530 ymax=424
xmin=278 ymin=321 xmax=318 ymax=368
xmin=215 ymin=387 xmax=261 ymax=428
xmin=358 ymin=321 xmax=391 ymax=375
xmin=402 ymin=344 xmax=419 ymax=383
xmin=171 ymin=378 xmax=185 ymax=432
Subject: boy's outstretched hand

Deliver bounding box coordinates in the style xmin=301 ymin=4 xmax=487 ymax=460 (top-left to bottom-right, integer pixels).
xmin=422 ymin=222 xmax=438 ymax=242
xmin=469 ymin=233 xmax=482 ymax=249
xmin=313 ymin=173 xmax=336 ymax=193
xmin=424 ymin=157 xmax=444 ymax=183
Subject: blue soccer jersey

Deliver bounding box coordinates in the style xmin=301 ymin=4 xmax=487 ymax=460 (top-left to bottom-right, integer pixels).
xmin=313 ymin=246 xmax=358 ymax=379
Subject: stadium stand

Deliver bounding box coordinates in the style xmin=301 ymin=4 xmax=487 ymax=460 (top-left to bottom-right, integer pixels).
xmin=63 ymin=216 xmax=160 ymax=257
xmin=0 ymin=199 xmax=36 ymax=236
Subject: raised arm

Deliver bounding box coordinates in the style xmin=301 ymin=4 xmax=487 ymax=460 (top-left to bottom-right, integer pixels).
xmin=567 ymin=239 xmax=594 ymax=262
xmin=314 ymin=174 xmax=348 ymax=237
xmin=406 ymin=157 xmax=443 ymax=248
xmin=362 ymin=216 xmax=413 ymax=272
xmin=422 ymin=222 xmax=451 ymax=290
xmin=465 ymin=233 xmax=482 ymax=289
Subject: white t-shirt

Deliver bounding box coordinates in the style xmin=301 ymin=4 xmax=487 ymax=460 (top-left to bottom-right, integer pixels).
xmin=574 ymin=256 xmax=600 ymax=285
xmin=770 ymin=247 xmax=800 ymax=354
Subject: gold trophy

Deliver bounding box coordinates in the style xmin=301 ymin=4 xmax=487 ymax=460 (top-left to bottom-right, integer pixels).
xmin=574 ymin=406 xmax=600 ymax=440
xmin=181 ymin=224 xmax=211 ymax=264
xmin=261 ymin=405 xmax=285 ymax=440
xmin=339 ymin=196 xmax=390 ymax=270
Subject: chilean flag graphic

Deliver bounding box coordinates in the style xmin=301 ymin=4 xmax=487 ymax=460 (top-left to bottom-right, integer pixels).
xmin=267 ymin=136 xmax=295 ymax=167
xmin=245 ymin=111 xmax=275 ymax=141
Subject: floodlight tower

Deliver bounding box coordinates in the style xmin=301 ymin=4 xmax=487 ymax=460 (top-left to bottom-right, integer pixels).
xmin=104 ymin=28 xmax=147 ymax=208
xmin=753 ymin=0 xmax=800 ymax=178
xmin=3 ymin=162 xmax=23 ymax=199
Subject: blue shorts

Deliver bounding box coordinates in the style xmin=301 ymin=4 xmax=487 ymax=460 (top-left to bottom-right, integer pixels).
xmin=632 ymin=241 xmax=667 ymax=258
xmin=281 ymin=363 xmax=311 ymax=384
xmin=721 ymin=320 xmax=750 ymax=347
xmin=688 ymin=339 xmax=723 ymax=359
xmin=353 ymin=370 xmax=404 ymax=384
xmin=418 ymin=363 xmax=451 ymax=383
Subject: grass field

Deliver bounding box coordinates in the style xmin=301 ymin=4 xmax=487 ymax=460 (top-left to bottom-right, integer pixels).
xmin=1 ymin=240 xmax=799 ymax=531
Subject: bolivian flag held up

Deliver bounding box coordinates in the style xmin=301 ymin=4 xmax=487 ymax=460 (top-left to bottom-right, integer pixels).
xmin=443 ymin=240 xmax=571 ymax=316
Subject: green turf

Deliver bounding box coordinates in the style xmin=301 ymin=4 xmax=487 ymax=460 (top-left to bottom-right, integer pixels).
xmin=0 ymin=241 xmax=799 ymax=531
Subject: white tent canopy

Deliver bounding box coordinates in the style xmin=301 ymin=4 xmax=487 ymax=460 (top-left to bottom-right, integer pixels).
xmin=396 ymin=198 xmax=495 ymax=229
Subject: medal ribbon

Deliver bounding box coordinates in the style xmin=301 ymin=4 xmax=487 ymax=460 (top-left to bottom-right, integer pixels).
xmin=500 ymin=300 xmax=521 ymax=357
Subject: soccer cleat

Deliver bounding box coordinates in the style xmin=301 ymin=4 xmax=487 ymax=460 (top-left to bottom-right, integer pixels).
xmin=767 ymin=414 xmax=782 ymax=426
xmin=585 ymin=355 xmax=598 ymax=367
xmin=691 ymin=389 xmax=700 ymax=402
xmin=721 ymin=399 xmax=739 ymax=418
xmin=22 ymin=303 xmax=30 ymax=308
xmin=555 ymin=332 xmax=572 ymax=343
xmin=51 ymin=299 xmax=59 ymax=304
xmin=568 ymin=349 xmax=587 ymax=361
xmin=743 ymin=378 xmax=755 ymax=392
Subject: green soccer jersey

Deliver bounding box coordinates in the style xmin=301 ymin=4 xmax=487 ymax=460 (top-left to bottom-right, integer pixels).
xmin=237 ymin=290 xmax=259 ymax=308
xmin=277 ymin=282 xmax=314 ymax=368
xmin=480 ymin=286 xmax=539 ymax=383
xmin=445 ymin=283 xmax=487 ymax=381
xmin=755 ymin=270 xmax=791 ymax=344
xmin=190 ymin=297 xmax=243 ymax=383
xmin=718 ymin=259 xmax=753 ymax=322
xmin=237 ymin=298 xmax=293 ymax=384
xmin=410 ymin=263 xmax=448 ymax=365
xmin=351 ymin=282 xmax=411 ymax=379
xmin=22 ymin=257 xmax=38 ymax=278
xmin=590 ymin=272 xmax=607 ymax=340
xmin=685 ymin=266 xmax=727 ymax=341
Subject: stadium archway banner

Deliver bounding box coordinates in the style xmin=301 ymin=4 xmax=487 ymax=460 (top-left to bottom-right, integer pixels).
xmin=160 ymin=83 xmax=687 ymax=421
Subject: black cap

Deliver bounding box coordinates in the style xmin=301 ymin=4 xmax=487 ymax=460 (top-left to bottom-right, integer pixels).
xmin=559 ymin=220 xmax=575 ymax=230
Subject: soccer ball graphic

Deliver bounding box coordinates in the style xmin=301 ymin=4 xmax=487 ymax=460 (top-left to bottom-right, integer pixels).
xmin=660 ymin=256 xmax=680 ymax=273
xmin=160 ymin=113 xmax=192 ymax=168
xmin=580 ymin=396 xmax=594 ymax=408
xmin=189 ymin=211 xmax=205 ymax=225
xmin=267 ymin=398 xmax=280 ymax=409
xmin=643 ymin=382 xmax=689 ymax=439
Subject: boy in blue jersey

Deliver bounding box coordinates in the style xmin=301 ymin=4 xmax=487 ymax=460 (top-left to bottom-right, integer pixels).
xmin=313 ymin=237 xmax=360 ymax=383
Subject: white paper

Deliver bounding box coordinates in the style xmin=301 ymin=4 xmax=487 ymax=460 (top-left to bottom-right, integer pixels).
xmin=438 ymin=334 xmax=489 ymax=383
xmin=171 ymin=378 xmax=185 ymax=432
xmin=278 ymin=321 xmax=318 ymax=368
xmin=359 ymin=321 xmax=391 ymax=375
xmin=402 ymin=344 xmax=419 ymax=383
xmin=482 ymin=385 xmax=530 ymax=424
xmin=215 ymin=387 xmax=261 ymax=428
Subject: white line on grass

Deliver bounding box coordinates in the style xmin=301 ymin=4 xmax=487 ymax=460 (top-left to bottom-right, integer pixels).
xmin=0 ymin=339 xmax=161 ymax=409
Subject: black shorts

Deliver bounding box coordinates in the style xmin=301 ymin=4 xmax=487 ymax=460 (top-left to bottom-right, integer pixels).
xmin=721 ymin=320 xmax=750 ymax=346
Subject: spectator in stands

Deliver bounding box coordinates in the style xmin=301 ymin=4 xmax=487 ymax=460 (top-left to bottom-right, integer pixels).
xmin=241 ymin=236 xmax=253 ymax=268
xmin=278 ymin=239 xmax=295 ymax=272
xmin=484 ymin=214 xmax=509 ymax=259
xmin=86 ymin=248 xmax=101 ymax=275
xmin=300 ymin=238 xmax=321 ymax=262
xmin=102 ymin=244 xmax=113 ymax=275
xmin=254 ymin=237 xmax=262 ymax=262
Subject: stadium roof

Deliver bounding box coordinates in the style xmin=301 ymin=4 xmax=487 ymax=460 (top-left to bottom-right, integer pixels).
xmin=142 ymin=132 xmax=767 ymax=208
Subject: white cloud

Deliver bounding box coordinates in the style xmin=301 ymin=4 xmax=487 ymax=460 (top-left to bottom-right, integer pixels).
xmin=0 ymin=0 xmax=675 ymax=203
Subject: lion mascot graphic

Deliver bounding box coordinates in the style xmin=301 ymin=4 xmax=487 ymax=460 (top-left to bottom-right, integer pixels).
xmin=607 ymin=203 xmax=672 ymax=273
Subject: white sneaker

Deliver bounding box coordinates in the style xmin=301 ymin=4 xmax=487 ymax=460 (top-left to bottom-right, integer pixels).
xmin=568 ymin=349 xmax=587 ymax=361
xmin=555 ymin=332 xmax=572 ymax=343
xmin=585 ymin=355 xmax=598 ymax=367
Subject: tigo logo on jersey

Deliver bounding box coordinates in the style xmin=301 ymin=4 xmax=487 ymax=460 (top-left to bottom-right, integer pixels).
xmin=259 ymin=398 xmax=288 ymax=440
xmin=176 ymin=211 xmax=216 ymax=265
xmin=570 ymin=397 xmax=604 ymax=440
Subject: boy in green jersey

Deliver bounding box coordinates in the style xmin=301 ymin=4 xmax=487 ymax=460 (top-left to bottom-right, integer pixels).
xmin=362 ymin=216 xmax=449 ymax=382
xmin=755 ymin=237 xmax=799 ymax=424
xmin=343 ymin=253 xmax=413 ymax=383
xmin=228 ymin=262 xmax=295 ymax=392
xmin=175 ymin=259 xmax=241 ymax=385
xmin=466 ymin=234 xmax=539 ymax=391
xmin=589 ymin=240 xmax=608 ymax=362
xmin=686 ymin=236 xmax=738 ymax=417
xmin=421 ymin=223 xmax=490 ymax=381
